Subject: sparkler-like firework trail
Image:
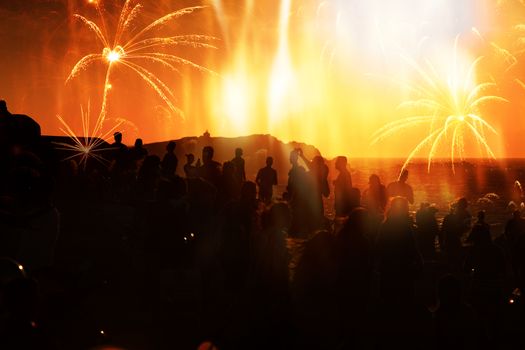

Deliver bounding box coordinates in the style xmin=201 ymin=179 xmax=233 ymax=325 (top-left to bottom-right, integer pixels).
xmin=472 ymin=25 xmax=524 ymax=89
xmin=53 ymin=103 xmax=122 ymax=169
xmin=372 ymin=38 xmax=508 ymax=173
xmin=66 ymin=0 xmax=216 ymax=125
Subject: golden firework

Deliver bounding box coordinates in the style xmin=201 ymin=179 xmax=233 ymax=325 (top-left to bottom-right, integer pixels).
xmin=66 ymin=0 xmax=216 ymax=124
xmin=53 ymin=103 xmax=123 ymax=169
xmin=372 ymin=38 xmax=507 ymax=173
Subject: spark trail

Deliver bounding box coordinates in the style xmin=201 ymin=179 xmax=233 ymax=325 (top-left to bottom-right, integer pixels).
xmin=67 ymin=0 xmax=216 ymax=124
xmin=372 ymin=38 xmax=507 ymax=173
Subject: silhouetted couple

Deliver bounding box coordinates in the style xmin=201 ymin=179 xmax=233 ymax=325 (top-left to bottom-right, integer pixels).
xmin=287 ymin=149 xmax=329 ymax=237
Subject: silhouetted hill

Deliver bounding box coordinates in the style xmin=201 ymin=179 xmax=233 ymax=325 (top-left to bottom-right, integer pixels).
xmin=42 ymin=134 xmax=517 ymax=212
xmin=145 ymin=133 xmax=322 ymax=181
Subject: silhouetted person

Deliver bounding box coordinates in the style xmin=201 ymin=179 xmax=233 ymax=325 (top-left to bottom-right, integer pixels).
xmin=253 ymin=203 xmax=290 ymax=292
xmin=504 ymin=210 xmax=525 ymax=241
xmin=286 ymin=149 xmax=309 ymax=236
xmin=183 ymin=153 xmax=197 ymax=178
xmin=363 ymin=174 xmax=387 ymax=230
xmin=363 ymin=174 xmax=387 ymax=213
xmin=110 ymin=131 xmax=129 ymax=172
xmin=415 ymin=203 xmax=439 ymax=260
xmin=0 ymin=100 xmax=9 ymax=117
xmin=335 ymin=208 xmax=372 ymax=338
xmin=251 ymin=203 xmax=290 ymax=337
xmin=333 ymin=156 xmax=357 ymax=217
xmin=434 ymin=274 xmax=478 ymax=350
xmin=495 ymin=210 xmax=525 ymax=280
xmin=219 ymin=161 xmax=239 ymax=203
xmin=136 ymin=155 xmax=161 ymax=201
xmin=231 ymin=147 xmax=246 ymax=184
xmin=0 ymin=100 xmax=41 ymax=152
xmin=467 ymin=211 xmax=490 ymax=244
xmin=293 ymin=231 xmax=339 ymax=348
xmin=376 ymin=196 xmax=422 ymax=304
xmin=256 ymin=156 xmax=278 ymax=204
xmin=441 ymin=198 xmax=472 ymax=272
xmin=375 ymin=198 xmax=431 ymax=349
xmin=197 ymin=146 xmax=221 ymax=187
xmin=455 ymin=198 xmax=472 ymax=227
xmin=387 ymin=169 xmax=414 ymax=204
xmin=161 ymin=141 xmax=178 ymax=178
xmin=299 ymin=150 xmax=329 ymax=230
xmin=129 ymin=138 xmax=148 ymax=170
xmin=220 ymin=181 xmax=259 ymax=292
xmin=464 ymin=219 xmax=505 ymax=342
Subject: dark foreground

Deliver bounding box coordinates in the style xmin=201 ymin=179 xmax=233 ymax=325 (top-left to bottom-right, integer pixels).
xmin=2 ymin=114 xmax=525 ymax=349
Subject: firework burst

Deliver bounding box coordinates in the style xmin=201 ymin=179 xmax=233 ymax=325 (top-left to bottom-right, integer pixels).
xmin=66 ymin=0 xmax=216 ymax=124
xmin=372 ymin=38 xmax=507 ymax=173
xmin=53 ymin=103 xmax=123 ymax=169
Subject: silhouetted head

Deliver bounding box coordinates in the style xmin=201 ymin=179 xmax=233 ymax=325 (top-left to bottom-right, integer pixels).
xmin=341 ymin=207 xmax=369 ymax=237
xmin=134 ymin=138 xmax=143 ymax=148
xmin=0 ymin=100 xmax=8 ymax=116
xmin=477 ymin=210 xmax=485 ymax=223
xmin=472 ymin=223 xmax=491 ymax=246
xmin=266 ymin=156 xmax=273 ymax=167
xmin=311 ymin=155 xmax=323 ymax=171
xmin=335 ymin=156 xmax=347 ymax=171
xmin=202 ymin=146 xmax=214 ymax=162
xmin=240 ymin=181 xmax=257 ymax=203
xmin=113 ymin=131 xmax=122 ymax=143
xmin=513 ymin=210 xmax=521 ymax=219
xmin=185 ymin=153 xmax=194 ymax=164
xmin=235 ymin=147 xmax=243 ymax=157
xmin=289 ymin=149 xmax=299 ymax=166
xmin=438 ymin=274 xmax=461 ymax=308
xmin=387 ymin=196 xmax=410 ymax=219
xmin=368 ymin=174 xmax=381 ymax=187
xmin=456 ymin=197 xmax=468 ymax=211
xmin=399 ymin=169 xmax=409 ymax=183
xmin=166 ymin=141 xmax=176 ymax=152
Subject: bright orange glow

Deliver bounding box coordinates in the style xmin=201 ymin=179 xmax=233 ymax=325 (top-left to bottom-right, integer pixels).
xmin=4 ymin=0 xmax=525 ymax=160
xmin=106 ymin=49 xmax=122 ymax=63
xmin=65 ymin=0 xmax=216 ymax=127
xmin=371 ymin=38 xmax=507 ymax=172
xmin=203 ymin=0 xmax=503 ymax=159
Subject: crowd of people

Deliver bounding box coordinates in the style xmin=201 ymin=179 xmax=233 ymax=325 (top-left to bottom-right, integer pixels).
xmin=1 ymin=101 xmax=525 ymax=349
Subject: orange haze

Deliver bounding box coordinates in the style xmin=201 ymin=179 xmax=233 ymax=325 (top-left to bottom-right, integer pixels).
xmin=1 ymin=0 xmax=525 ymax=159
